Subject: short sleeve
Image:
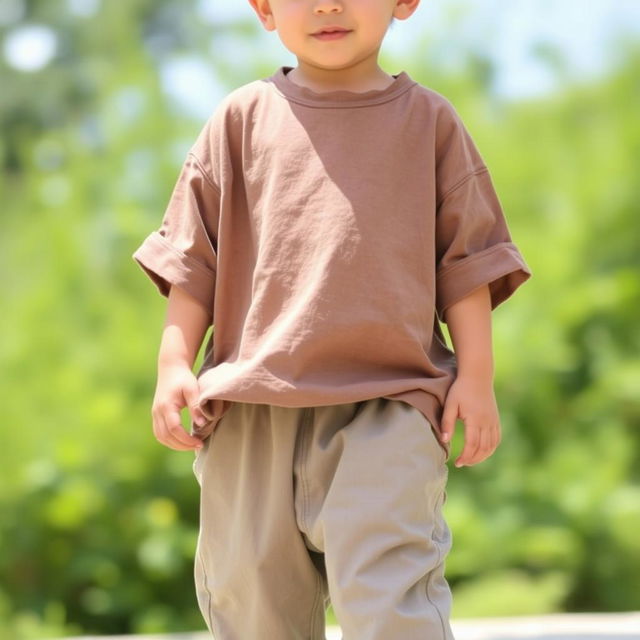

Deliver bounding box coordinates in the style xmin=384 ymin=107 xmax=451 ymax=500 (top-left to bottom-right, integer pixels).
xmin=132 ymin=153 xmax=219 ymax=318
xmin=434 ymin=106 xmax=531 ymax=322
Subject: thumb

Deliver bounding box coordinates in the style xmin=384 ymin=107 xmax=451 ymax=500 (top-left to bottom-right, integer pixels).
xmin=440 ymin=395 xmax=458 ymax=444
xmin=182 ymin=377 xmax=208 ymax=428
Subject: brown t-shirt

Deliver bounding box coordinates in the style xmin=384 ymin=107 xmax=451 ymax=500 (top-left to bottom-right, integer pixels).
xmin=132 ymin=65 xmax=531 ymax=457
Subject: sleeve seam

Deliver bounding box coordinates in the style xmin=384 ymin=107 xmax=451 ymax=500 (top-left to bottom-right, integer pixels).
xmin=152 ymin=231 xmax=217 ymax=278
xmin=437 ymin=166 xmax=488 ymax=208
xmin=436 ymin=242 xmax=512 ymax=282
xmin=435 ymin=244 xmax=530 ymax=321
xmin=187 ymin=152 xmax=222 ymax=197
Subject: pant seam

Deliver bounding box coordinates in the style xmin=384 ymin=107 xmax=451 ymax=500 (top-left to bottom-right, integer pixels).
xmin=424 ymin=488 xmax=448 ymax=639
xmin=298 ymin=407 xmax=324 ymax=639
xmin=196 ymin=544 xmax=217 ymax=637
xmin=309 ymin=567 xmax=325 ymax=639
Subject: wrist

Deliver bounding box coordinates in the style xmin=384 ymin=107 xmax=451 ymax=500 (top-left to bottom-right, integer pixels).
xmin=157 ymin=352 xmax=194 ymax=371
xmin=455 ymin=364 xmax=494 ymax=385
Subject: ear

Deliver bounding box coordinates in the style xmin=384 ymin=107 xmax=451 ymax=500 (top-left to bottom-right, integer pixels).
xmin=248 ymin=0 xmax=277 ymax=31
xmin=393 ymin=0 xmax=421 ymax=21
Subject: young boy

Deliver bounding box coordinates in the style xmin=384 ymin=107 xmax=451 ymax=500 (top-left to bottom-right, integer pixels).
xmin=132 ymin=0 xmax=531 ymax=637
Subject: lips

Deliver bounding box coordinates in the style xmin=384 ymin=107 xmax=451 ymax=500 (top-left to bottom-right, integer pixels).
xmin=313 ymin=27 xmax=351 ymax=35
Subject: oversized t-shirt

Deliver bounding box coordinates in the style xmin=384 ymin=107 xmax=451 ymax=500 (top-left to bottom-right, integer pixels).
xmin=132 ymin=65 xmax=531 ymax=459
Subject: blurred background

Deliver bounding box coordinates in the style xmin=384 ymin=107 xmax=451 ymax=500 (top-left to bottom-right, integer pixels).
xmin=1 ymin=0 xmax=639 ymax=638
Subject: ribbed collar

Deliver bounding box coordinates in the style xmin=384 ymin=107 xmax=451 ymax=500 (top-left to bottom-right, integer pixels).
xmin=268 ymin=65 xmax=416 ymax=108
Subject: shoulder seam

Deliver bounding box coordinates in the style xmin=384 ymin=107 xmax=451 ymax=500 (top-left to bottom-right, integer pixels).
xmin=437 ymin=166 xmax=488 ymax=208
xmin=187 ymin=152 xmax=222 ymax=196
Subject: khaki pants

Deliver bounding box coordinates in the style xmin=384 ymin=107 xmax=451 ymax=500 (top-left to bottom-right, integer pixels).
xmin=192 ymin=396 xmax=454 ymax=639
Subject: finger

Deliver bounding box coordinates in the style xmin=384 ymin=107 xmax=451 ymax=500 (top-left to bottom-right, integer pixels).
xmin=167 ymin=394 xmax=206 ymax=448
xmin=475 ymin=425 xmax=492 ymax=464
xmin=493 ymin=421 xmax=502 ymax=452
xmin=440 ymin=398 xmax=458 ymax=444
xmin=151 ymin=408 xmax=165 ymax=444
xmin=154 ymin=410 xmax=186 ymax=451
xmin=183 ymin=381 xmax=208 ymax=428
xmin=486 ymin=424 xmax=500 ymax=458
xmin=163 ymin=406 xmax=201 ymax=450
xmin=455 ymin=420 xmax=480 ymax=467
xmin=152 ymin=403 xmax=185 ymax=450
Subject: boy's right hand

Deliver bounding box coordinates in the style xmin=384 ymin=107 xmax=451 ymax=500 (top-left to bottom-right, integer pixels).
xmin=151 ymin=365 xmax=209 ymax=451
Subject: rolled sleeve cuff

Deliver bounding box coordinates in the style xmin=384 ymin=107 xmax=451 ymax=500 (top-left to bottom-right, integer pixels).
xmin=132 ymin=231 xmax=216 ymax=315
xmin=436 ymin=242 xmax=531 ymax=322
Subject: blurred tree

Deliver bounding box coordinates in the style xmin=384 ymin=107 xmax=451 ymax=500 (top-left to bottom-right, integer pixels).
xmin=1 ymin=0 xmax=639 ymax=636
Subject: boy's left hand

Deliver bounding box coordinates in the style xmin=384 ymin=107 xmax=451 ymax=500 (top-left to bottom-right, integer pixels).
xmin=440 ymin=376 xmax=501 ymax=467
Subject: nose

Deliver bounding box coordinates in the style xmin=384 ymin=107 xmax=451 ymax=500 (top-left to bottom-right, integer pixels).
xmin=313 ymin=0 xmax=342 ymax=13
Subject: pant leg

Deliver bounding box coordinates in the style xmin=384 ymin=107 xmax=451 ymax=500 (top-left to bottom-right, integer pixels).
xmin=298 ymin=397 xmax=454 ymax=640
xmin=192 ymin=401 xmax=329 ymax=639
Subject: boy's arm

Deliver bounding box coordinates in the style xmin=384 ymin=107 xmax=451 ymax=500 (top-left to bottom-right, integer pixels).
xmin=443 ymin=284 xmax=494 ymax=381
xmin=440 ymin=284 xmax=501 ymax=467
xmin=159 ymin=284 xmax=211 ymax=370
xmin=151 ymin=285 xmax=210 ymax=451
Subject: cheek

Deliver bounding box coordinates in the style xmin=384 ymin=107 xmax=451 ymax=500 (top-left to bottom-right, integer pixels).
xmin=357 ymin=4 xmax=393 ymax=35
xmin=276 ymin=10 xmax=305 ymax=42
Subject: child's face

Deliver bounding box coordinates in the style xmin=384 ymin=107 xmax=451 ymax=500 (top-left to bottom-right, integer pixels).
xmin=250 ymin=0 xmax=415 ymax=72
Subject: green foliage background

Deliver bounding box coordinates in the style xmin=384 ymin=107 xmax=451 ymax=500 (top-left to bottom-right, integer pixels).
xmin=1 ymin=1 xmax=639 ymax=637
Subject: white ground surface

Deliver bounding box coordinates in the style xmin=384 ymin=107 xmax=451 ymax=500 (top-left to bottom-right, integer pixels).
xmin=60 ymin=611 xmax=640 ymax=640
